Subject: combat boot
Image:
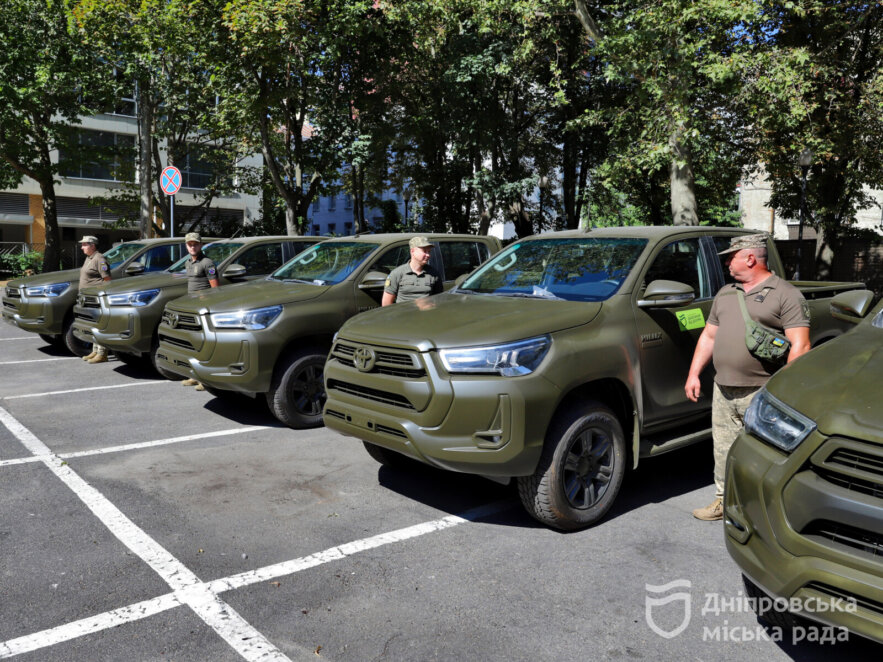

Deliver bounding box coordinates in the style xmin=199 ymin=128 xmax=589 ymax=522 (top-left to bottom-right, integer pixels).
xmin=82 ymin=351 xmax=97 ymax=361
xmin=193 ymin=382 xmax=206 ymax=391
xmin=181 ymin=378 xmax=199 ymax=386
xmin=692 ymin=498 xmax=723 ymax=521
xmin=87 ymin=352 xmax=108 ymax=364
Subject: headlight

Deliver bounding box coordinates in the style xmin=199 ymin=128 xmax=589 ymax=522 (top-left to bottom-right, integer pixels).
xmin=25 ymin=282 xmax=70 ymax=297
xmin=107 ymin=289 xmax=160 ymax=307
xmin=439 ymin=335 xmax=551 ymax=376
xmin=210 ymin=305 xmax=282 ymax=330
xmin=744 ymin=389 xmax=817 ymax=452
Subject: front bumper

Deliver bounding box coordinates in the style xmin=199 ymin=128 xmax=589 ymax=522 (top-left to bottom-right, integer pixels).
xmin=155 ymin=312 xmax=279 ymax=394
xmin=71 ymin=296 xmax=161 ymax=356
xmin=322 ymin=338 xmax=558 ymax=477
xmin=725 ymin=430 xmax=883 ymax=643
xmin=2 ymin=287 xmax=74 ymax=335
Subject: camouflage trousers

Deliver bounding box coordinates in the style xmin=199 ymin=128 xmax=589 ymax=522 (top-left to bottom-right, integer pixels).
xmin=712 ymin=383 xmax=761 ymax=498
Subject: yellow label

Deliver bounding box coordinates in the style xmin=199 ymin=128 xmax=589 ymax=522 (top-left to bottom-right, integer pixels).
xmin=675 ymin=308 xmax=706 ymax=331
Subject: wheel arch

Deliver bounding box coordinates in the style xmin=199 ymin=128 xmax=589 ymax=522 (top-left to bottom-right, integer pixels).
xmin=272 ymin=332 xmax=335 ymax=381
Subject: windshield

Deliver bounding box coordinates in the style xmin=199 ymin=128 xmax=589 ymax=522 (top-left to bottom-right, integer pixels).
xmin=167 ymin=242 xmax=243 ymax=273
xmin=459 ymin=237 xmax=648 ymax=302
xmin=104 ymin=242 xmax=145 ymax=269
xmin=270 ymin=242 xmax=378 ymax=285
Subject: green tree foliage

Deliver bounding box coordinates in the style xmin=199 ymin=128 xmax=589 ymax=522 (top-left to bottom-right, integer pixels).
xmin=0 ymin=0 xmax=114 ymax=271
xmin=738 ymin=1 xmax=883 ymax=271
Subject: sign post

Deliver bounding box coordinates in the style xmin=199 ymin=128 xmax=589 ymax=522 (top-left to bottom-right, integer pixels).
xmin=160 ymin=166 xmax=182 ymax=237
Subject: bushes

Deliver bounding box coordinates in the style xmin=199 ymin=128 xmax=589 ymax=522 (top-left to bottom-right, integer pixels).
xmin=0 ymin=250 xmax=44 ymax=277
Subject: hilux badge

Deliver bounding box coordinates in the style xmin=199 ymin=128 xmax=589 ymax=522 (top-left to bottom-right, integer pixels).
xmin=353 ymin=347 xmax=376 ymax=372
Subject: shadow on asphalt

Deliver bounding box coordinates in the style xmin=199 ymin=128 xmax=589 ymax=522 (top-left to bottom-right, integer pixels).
xmin=36 ymin=342 xmax=73 ymax=357
xmin=759 ymin=618 xmax=883 ymax=658
xmin=201 ymin=392 xmax=285 ymax=428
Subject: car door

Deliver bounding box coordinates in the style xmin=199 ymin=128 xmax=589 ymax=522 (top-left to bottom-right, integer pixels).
xmin=352 ymin=243 xmax=409 ymax=311
xmin=436 ymin=239 xmax=492 ymax=288
xmin=634 ymin=236 xmax=717 ymax=429
xmin=230 ymin=241 xmax=288 ymax=280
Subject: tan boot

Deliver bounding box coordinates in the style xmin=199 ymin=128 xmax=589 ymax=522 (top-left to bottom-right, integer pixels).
xmin=193 ymin=382 xmax=205 ymax=391
xmin=82 ymin=351 xmax=97 ymax=361
xmin=181 ymin=378 xmax=199 ymax=386
xmin=87 ymin=353 xmax=108 ymax=364
xmin=693 ymin=498 xmax=723 ymax=521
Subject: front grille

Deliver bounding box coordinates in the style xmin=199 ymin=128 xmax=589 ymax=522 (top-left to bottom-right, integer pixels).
xmin=375 ymin=424 xmax=407 ymax=439
xmin=802 ymin=520 xmax=883 ymax=558
xmin=330 ymin=341 xmax=425 ymax=378
xmin=5 ymin=287 xmax=20 ymax=299
xmin=81 ymin=295 xmax=100 ymax=309
xmin=815 ymin=469 xmax=883 ymax=500
xmin=327 ymin=379 xmax=414 ymax=409
xmin=162 ymin=310 xmax=202 ymax=330
xmin=805 ymin=582 xmax=883 ymax=617
xmin=74 ymin=311 xmax=93 ymax=321
xmin=3 ymin=301 xmax=16 ymax=310
xmin=828 ymin=447 xmax=883 ymax=480
xmin=157 ymin=333 xmax=195 ymax=351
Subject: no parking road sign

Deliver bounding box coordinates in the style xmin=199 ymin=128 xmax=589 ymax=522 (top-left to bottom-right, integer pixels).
xmin=160 ymin=166 xmax=182 ymax=195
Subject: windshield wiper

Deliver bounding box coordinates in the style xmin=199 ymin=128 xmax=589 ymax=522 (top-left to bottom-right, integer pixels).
xmin=495 ymin=291 xmax=562 ymax=300
xmin=282 ymin=278 xmax=320 ymax=285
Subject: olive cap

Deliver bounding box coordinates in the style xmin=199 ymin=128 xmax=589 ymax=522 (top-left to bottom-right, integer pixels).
xmin=718 ymin=233 xmax=770 ymax=255
xmin=79 ymin=235 xmax=98 ymax=245
xmin=184 ymin=232 xmax=202 ymax=243
xmin=409 ymin=236 xmax=433 ymax=249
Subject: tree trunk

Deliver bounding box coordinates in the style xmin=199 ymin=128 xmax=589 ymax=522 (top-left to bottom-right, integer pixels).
xmin=669 ymin=123 xmax=699 ymax=225
xmin=137 ymin=77 xmax=154 ymax=239
xmin=38 ymin=177 xmax=62 ymax=273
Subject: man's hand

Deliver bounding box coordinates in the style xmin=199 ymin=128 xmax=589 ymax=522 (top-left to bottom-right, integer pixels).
xmin=685 ymin=374 xmax=702 ymax=402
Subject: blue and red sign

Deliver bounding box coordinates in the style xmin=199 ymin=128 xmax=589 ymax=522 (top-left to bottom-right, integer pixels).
xmin=160 ymin=166 xmax=182 ymax=195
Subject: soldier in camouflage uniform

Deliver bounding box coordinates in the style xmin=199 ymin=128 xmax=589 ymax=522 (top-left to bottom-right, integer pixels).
xmin=381 ymin=236 xmax=442 ymax=306
xmin=180 ymin=232 xmax=219 ymax=391
xmin=684 ymin=234 xmax=811 ymax=520
xmin=79 ymin=236 xmax=112 ymax=364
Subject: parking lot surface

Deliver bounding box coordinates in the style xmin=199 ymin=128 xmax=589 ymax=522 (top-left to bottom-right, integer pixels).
xmin=0 ymin=321 xmax=879 ymax=661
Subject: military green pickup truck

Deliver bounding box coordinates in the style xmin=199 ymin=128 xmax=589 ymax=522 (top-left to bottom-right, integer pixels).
xmin=322 ymin=226 xmax=864 ymax=530
xmin=1 ymin=237 xmax=205 ymax=355
xmin=155 ymin=233 xmax=501 ymax=428
xmin=71 ymin=236 xmax=320 ymax=375
xmin=725 ymin=289 xmax=883 ymax=643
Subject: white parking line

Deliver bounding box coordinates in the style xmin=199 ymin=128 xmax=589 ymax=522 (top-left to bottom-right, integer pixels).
xmin=0 ymin=427 xmax=271 ymax=467
xmin=3 ymin=381 xmax=166 ymax=400
xmin=0 ymin=357 xmax=80 ymax=365
xmin=0 ymin=337 xmax=37 ymax=341
xmin=0 ymin=405 xmax=291 ymax=662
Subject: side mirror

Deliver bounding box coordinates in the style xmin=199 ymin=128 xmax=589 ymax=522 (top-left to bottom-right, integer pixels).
xmin=223 ymin=263 xmax=247 ymax=279
xmin=637 ymin=279 xmax=696 ymax=308
xmin=124 ymin=262 xmax=145 ymax=276
xmin=830 ymin=289 xmax=875 ymax=323
xmin=358 ymin=270 xmax=388 ymax=290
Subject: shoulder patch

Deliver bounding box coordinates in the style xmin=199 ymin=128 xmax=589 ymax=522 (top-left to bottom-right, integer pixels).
xmin=100 ymin=264 xmax=108 ymax=272
xmin=801 ymin=300 xmax=811 ymax=320
xmin=207 ymin=266 xmax=217 ymax=276
xmin=384 ymin=277 xmax=391 ymax=288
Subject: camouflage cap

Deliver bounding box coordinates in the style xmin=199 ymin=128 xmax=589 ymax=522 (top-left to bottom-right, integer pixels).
xmin=718 ymin=233 xmax=770 ymax=255
xmin=79 ymin=235 xmax=98 ymax=245
xmin=409 ymin=236 xmax=433 ymax=249
xmin=184 ymin=232 xmax=202 ymax=243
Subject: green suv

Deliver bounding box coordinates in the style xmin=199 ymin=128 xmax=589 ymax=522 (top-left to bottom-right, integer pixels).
xmin=2 ymin=237 xmax=202 ymax=355
xmin=725 ymin=289 xmax=883 ymax=643
xmin=155 ymin=233 xmax=500 ymax=427
xmin=71 ymin=236 xmax=320 ymax=375
xmin=321 ymin=227 xmax=863 ymax=530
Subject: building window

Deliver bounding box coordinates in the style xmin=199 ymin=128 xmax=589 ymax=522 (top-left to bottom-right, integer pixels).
xmin=328 ymin=194 xmax=336 ymax=211
xmin=312 ymin=198 xmax=320 ymax=212
xmin=312 ymin=224 xmax=320 ymax=235
xmin=344 ymin=222 xmax=353 ymax=235
xmin=328 ymin=223 xmax=336 ymax=235
xmin=344 ymin=195 xmax=352 ymax=210
xmin=59 ymin=130 xmax=135 ymax=182
xmin=111 ymin=69 xmax=136 ymax=116
xmin=179 ymin=145 xmax=225 ymax=190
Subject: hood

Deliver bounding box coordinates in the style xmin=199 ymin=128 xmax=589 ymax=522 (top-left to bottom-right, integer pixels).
xmin=7 ymin=268 xmax=80 ymax=288
xmin=82 ymin=272 xmax=184 ymax=295
xmin=766 ymin=324 xmax=883 ymax=444
xmin=340 ymin=292 xmax=602 ymax=351
xmin=168 ymin=278 xmax=329 ymax=313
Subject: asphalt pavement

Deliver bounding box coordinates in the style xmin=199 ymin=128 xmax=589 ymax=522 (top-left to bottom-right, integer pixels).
xmin=0 ymin=321 xmax=879 ymax=661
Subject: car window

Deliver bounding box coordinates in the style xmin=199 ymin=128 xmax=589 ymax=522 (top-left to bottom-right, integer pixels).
xmin=271 ymin=242 xmax=379 ymax=285
xmin=235 ymin=242 xmax=286 ymax=276
xmin=643 ymin=238 xmax=710 ymax=299
xmin=711 ymin=236 xmax=738 ymax=285
xmin=104 ymin=242 xmax=145 ymax=269
xmin=439 ymin=241 xmax=489 ymax=281
xmin=140 ymin=244 xmax=183 ymax=272
xmin=368 ymin=245 xmax=409 ymax=275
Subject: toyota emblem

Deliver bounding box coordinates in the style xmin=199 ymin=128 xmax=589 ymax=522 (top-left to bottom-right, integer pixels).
xmin=168 ymin=312 xmax=179 ymax=328
xmin=353 ymin=346 xmax=376 ymax=372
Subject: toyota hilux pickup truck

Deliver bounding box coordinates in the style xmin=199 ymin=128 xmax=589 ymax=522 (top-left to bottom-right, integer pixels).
xmin=321 ymin=226 xmax=865 ymax=530
xmin=71 ymin=236 xmax=320 ymax=376
xmin=724 ymin=288 xmax=883 ymax=643
xmin=155 ymin=233 xmax=501 ymax=427
xmin=1 ymin=237 xmax=210 ymax=355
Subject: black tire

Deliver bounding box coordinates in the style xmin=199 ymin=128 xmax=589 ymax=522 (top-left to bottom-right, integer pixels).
xmin=363 ymin=441 xmax=411 ymax=468
xmin=265 ymin=347 xmax=327 ymax=429
xmin=150 ymin=336 xmax=183 ymax=381
xmin=38 ymin=333 xmax=63 ymax=347
xmin=517 ymin=400 xmax=626 ymax=531
xmin=742 ymin=575 xmax=802 ymax=631
xmin=63 ymin=317 xmax=92 ymax=357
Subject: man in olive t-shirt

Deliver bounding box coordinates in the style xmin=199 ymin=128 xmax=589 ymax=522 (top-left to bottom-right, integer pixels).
xmin=79 ymin=235 xmax=112 ymax=364
xmin=181 ymin=232 xmax=219 ymax=391
xmin=381 ymin=236 xmax=442 ymax=306
xmin=684 ymin=233 xmax=810 ymax=521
